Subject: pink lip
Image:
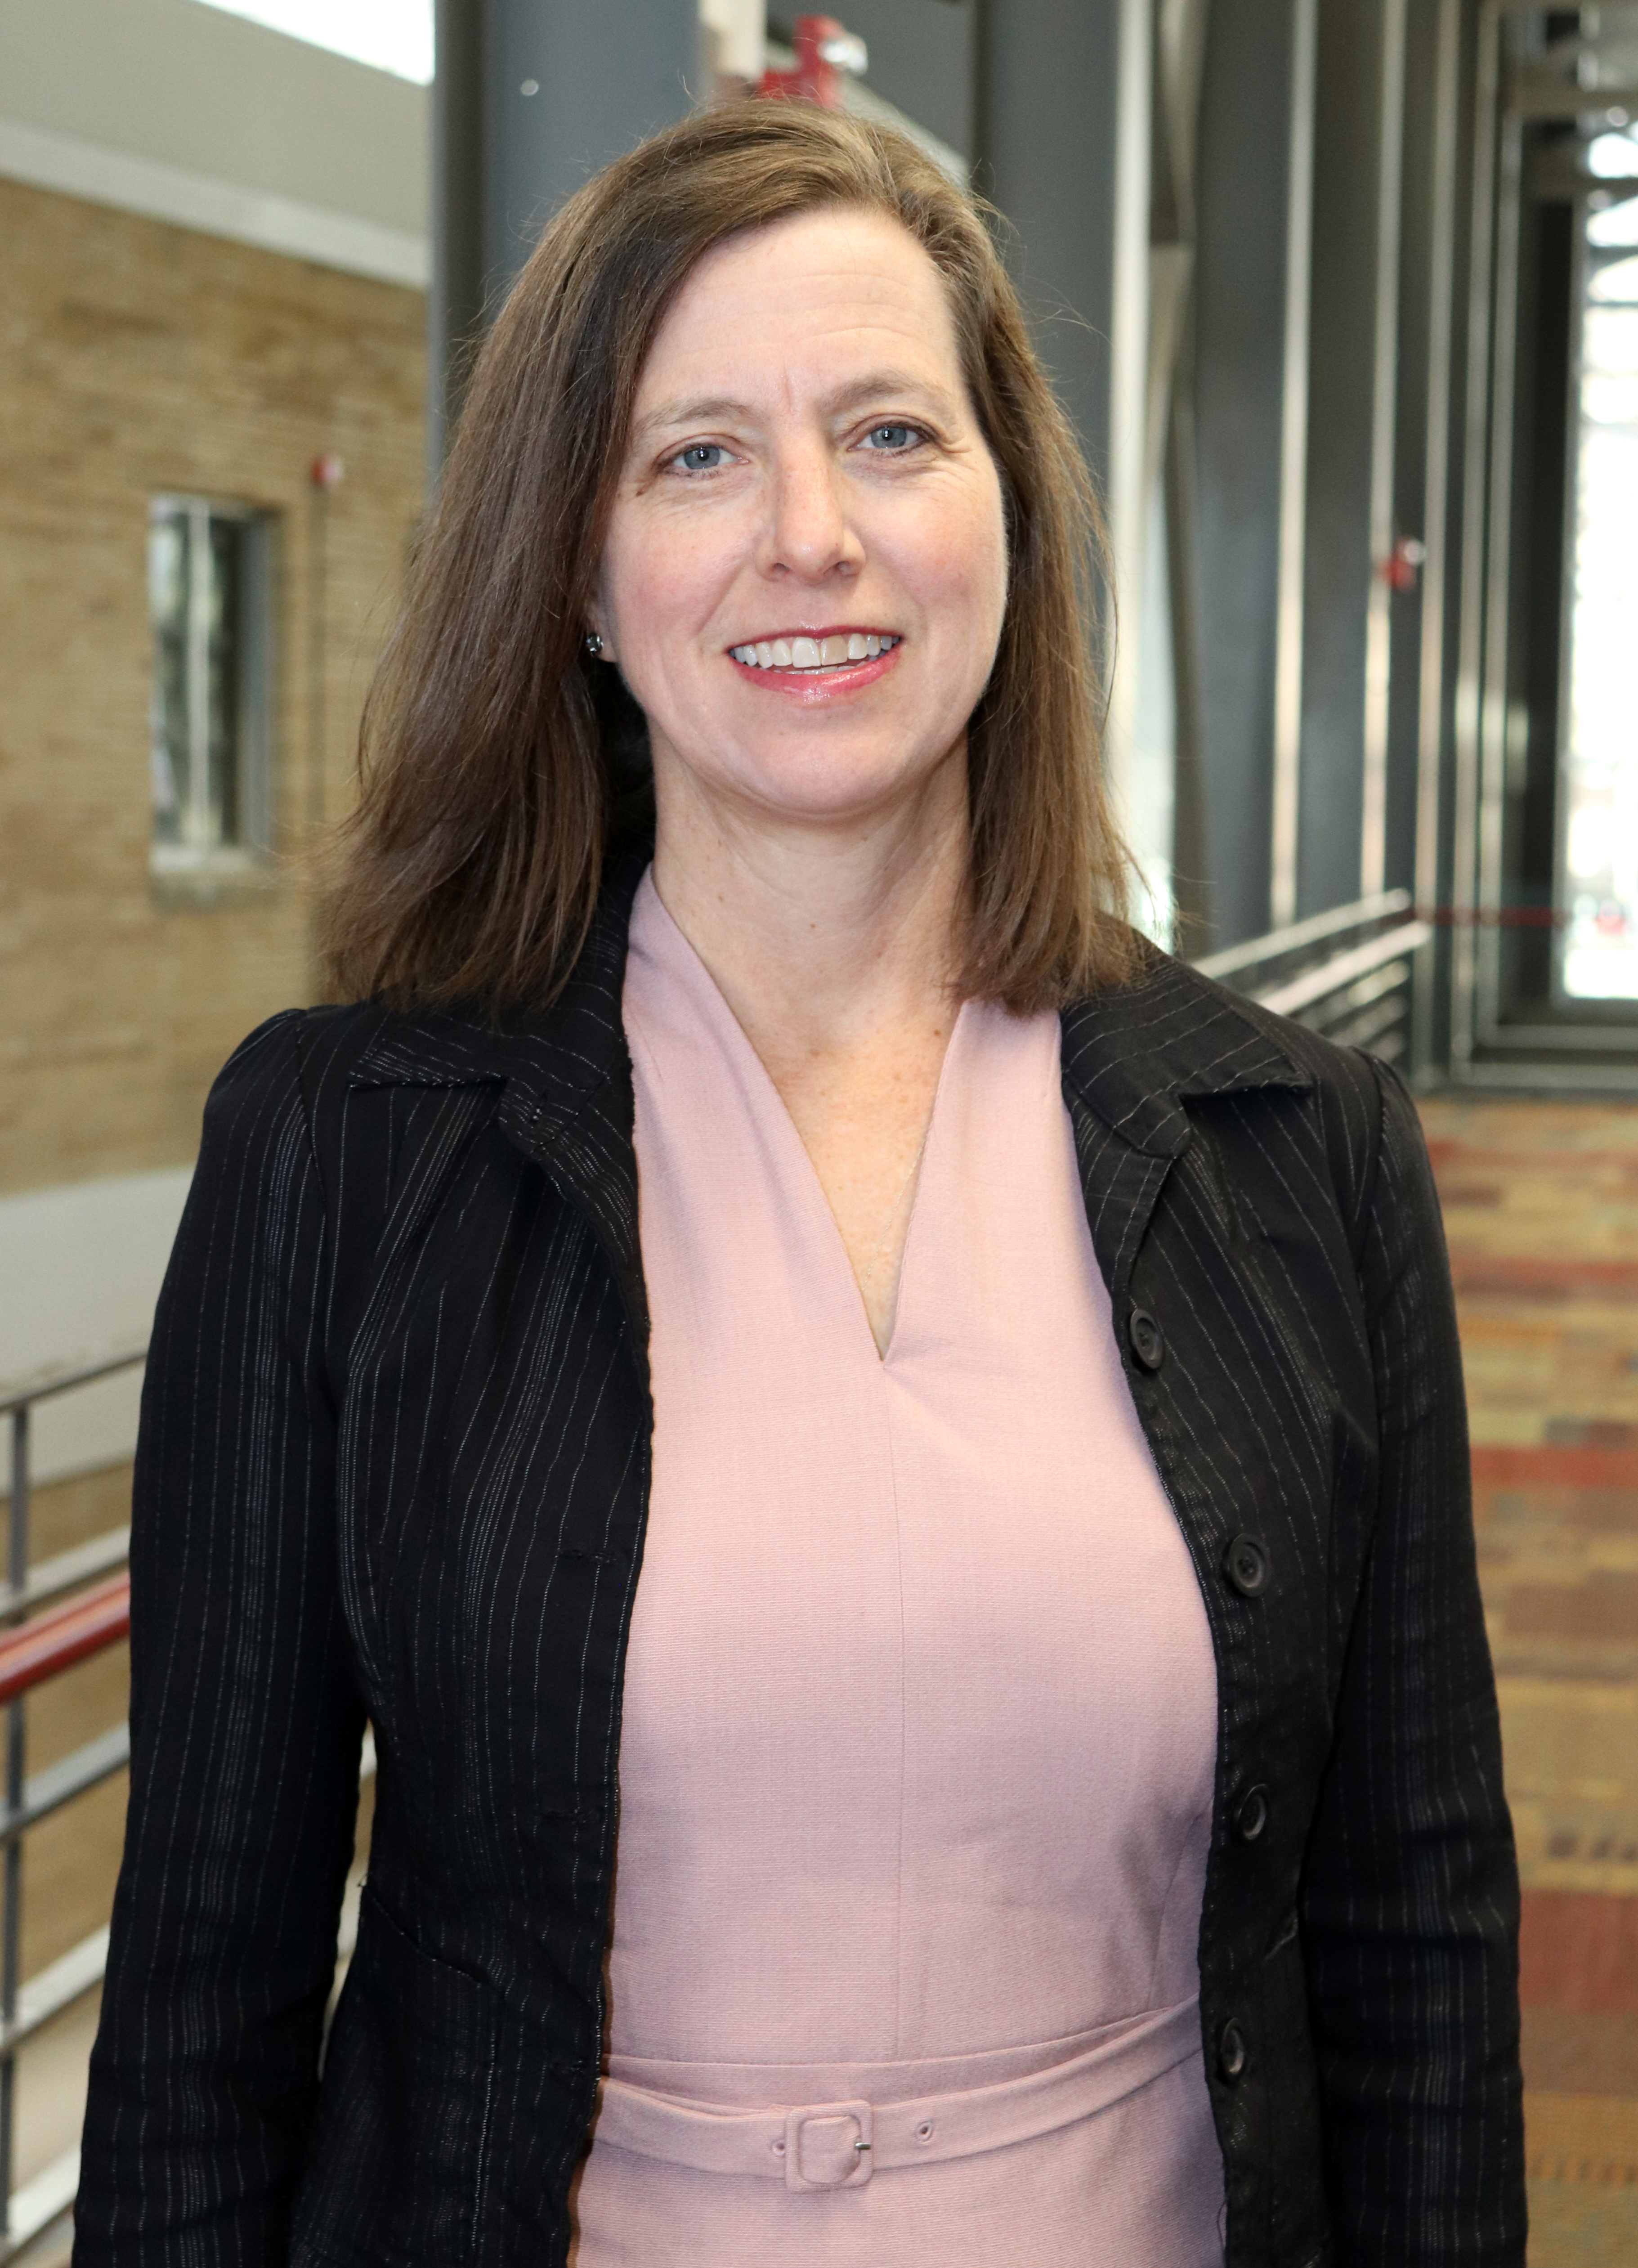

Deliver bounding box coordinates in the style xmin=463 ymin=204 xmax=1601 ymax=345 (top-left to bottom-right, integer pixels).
xmin=727 ymin=636 xmax=904 ymax=698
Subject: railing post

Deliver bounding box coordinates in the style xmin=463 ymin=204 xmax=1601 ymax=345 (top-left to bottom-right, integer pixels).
xmin=1 ymin=1403 xmax=28 ymax=2239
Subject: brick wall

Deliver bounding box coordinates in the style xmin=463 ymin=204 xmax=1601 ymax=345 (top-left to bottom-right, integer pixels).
xmin=0 ymin=176 xmax=425 ymax=1194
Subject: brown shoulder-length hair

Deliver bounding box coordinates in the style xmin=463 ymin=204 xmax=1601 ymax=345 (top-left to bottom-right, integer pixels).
xmin=319 ymin=101 xmax=1136 ymax=1013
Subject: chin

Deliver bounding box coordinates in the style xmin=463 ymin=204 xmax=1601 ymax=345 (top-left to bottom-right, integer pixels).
xmin=720 ymin=726 xmax=961 ymax=810
xmin=738 ymin=757 xmax=952 ymax=825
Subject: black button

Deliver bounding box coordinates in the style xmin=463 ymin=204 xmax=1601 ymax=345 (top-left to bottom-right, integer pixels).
xmin=1128 ymin=1307 xmax=1164 ymax=1372
xmin=1218 ymin=2020 xmax=1249 ymax=2081
xmin=1233 ymin=1785 xmax=1270 ymax=1842
xmin=1223 ymin=1532 xmax=1271 ymax=1597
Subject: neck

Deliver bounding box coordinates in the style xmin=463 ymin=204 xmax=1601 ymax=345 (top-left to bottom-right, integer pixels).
xmin=648 ymin=746 xmax=968 ymax=1068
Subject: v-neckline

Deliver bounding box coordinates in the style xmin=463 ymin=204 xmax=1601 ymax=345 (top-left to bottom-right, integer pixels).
xmin=629 ymin=873 xmax=963 ymax=1369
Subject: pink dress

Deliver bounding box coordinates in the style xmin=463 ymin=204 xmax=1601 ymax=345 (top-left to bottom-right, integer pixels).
xmin=571 ymin=871 xmax=1225 ymax=2265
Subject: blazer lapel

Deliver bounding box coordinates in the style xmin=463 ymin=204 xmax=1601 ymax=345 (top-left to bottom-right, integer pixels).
xmin=491 ymin=874 xmax=650 ymax=1372
xmin=1058 ymin=948 xmax=1312 ymax=1313
xmin=350 ymin=852 xmax=653 ymax=1381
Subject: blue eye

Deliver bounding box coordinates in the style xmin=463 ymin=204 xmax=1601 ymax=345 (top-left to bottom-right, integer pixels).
xmin=676 ymin=443 xmax=727 ymax=472
xmin=864 ymin=423 xmax=920 ymax=452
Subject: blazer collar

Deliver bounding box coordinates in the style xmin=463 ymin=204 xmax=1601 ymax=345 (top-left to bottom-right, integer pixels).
xmin=354 ymin=876 xmax=1309 ymax=1161
xmin=351 ymin=850 xmax=649 ymax=1126
xmin=1058 ymin=946 xmax=1311 ymax=1159
xmin=352 ymin=852 xmax=655 ymax=1377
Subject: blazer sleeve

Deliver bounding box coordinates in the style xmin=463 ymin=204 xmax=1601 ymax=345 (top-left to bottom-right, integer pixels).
xmin=1299 ymin=1056 xmax=1526 ymax=2266
xmin=76 ymin=1012 xmax=366 ymax=2267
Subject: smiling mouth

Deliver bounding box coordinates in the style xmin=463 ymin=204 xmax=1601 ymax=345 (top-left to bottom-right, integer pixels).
xmin=728 ymin=632 xmax=902 ymax=672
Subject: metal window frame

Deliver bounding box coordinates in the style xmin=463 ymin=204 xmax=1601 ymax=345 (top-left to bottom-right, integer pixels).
xmin=147 ymin=493 xmax=275 ymax=879
xmin=1548 ymin=119 xmax=1595 ymax=1016
xmin=1449 ymin=1 xmax=1638 ymax=1079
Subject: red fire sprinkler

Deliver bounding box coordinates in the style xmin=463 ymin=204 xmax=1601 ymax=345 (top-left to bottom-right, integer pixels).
xmin=758 ymin=15 xmax=868 ymax=108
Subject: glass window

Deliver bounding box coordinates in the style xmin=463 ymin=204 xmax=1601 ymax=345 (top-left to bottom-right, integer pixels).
xmin=1558 ymin=126 xmax=1638 ymax=999
xmin=148 ymin=497 xmax=272 ymax=876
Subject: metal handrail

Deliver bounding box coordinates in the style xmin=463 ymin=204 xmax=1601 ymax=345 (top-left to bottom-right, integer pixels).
xmin=0 ymin=1931 xmax=108 ymax=2064
xmin=1193 ymin=890 xmax=1413 ymax=984
xmin=1256 ymin=921 xmax=1434 ymax=1018
xmin=0 ymin=1348 xmax=378 ymax=2260
xmin=0 ymin=1345 xmax=145 ymax=2262
xmin=0 ymin=1726 xmax=130 ymax=1853
xmin=0 ymin=1578 xmax=130 ymax=1712
xmin=0 ymin=1346 xmax=149 ymax=1423
xmin=1189 ymin=893 xmax=1432 ymax=1071
xmin=0 ymin=1528 xmax=131 ymax=1623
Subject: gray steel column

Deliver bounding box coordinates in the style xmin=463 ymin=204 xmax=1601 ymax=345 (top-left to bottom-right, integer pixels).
xmin=832 ymin=0 xmax=978 ymax=164
xmin=1187 ymin=0 xmax=1306 ymax=947
xmin=1404 ymin=0 xmax=1467 ymax=1069
xmin=973 ymin=0 xmax=1123 ymax=493
xmin=1295 ymin=0 xmax=1401 ymax=920
xmin=429 ymin=0 xmax=699 ymax=475
xmin=1269 ymin=0 xmax=1316 ymax=929
xmin=430 ymin=0 xmax=486 ymax=479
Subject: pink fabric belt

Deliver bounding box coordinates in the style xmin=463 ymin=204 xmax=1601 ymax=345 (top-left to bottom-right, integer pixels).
xmin=594 ymin=1996 xmax=1203 ymax=2193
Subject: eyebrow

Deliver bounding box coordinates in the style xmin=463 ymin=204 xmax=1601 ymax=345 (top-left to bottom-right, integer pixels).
xmin=630 ymin=368 xmax=960 ymax=444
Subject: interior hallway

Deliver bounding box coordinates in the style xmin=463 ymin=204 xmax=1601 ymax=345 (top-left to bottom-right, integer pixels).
xmin=1420 ymin=1097 xmax=1638 ymax=2265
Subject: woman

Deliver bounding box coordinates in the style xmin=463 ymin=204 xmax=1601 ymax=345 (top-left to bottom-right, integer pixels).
xmin=77 ymin=103 xmax=1524 ymax=2268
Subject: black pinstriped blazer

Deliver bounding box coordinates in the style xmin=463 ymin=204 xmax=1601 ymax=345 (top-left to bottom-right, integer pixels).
xmin=76 ymin=861 xmax=1525 ymax=2268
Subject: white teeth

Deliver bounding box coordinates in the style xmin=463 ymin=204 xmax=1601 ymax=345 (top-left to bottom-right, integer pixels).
xmin=732 ymin=632 xmax=900 ymax=669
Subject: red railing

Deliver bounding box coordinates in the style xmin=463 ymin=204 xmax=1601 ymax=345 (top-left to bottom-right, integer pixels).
xmin=0 ymin=1576 xmax=130 ymax=1712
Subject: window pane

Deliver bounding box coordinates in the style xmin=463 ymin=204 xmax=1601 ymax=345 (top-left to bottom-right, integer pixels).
xmin=149 ymin=498 xmax=270 ymax=874
xmin=206 ymin=516 xmax=243 ymax=848
xmin=1560 ymin=137 xmax=1638 ymax=999
xmin=148 ymin=509 xmax=191 ymax=849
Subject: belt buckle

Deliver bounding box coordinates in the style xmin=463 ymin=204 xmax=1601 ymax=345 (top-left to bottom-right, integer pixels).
xmin=783 ymin=2100 xmax=874 ymax=2191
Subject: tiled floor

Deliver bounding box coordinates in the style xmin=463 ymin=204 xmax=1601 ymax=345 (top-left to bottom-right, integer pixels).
xmin=1420 ymin=1098 xmax=1638 ymax=2263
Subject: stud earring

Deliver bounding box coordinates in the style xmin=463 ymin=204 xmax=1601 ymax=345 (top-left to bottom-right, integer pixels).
xmin=584 ymin=632 xmax=604 ymax=657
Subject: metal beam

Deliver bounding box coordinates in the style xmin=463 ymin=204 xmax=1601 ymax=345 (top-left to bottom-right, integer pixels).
xmin=1506 ymin=59 xmax=1638 ymax=119
xmin=1294 ymin=0 xmax=1392 ymax=921
xmin=430 ymin=0 xmax=484 ymax=479
xmin=1187 ymin=0 xmax=1302 ymax=947
xmin=1406 ymin=0 xmax=1463 ymax=1076
xmin=1359 ymin=0 xmax=1408 ymax=901
xmin=819 ymin=0 xmax=977 ymax=163
xmin=974 ymin=0 xmax=1123 ymax=492
xmin=975 ymin=0 xmax=1173 ymax=911
xmin=429 ymin=0 xmax=699 ymax=473
xmin=1270 ymin=0 xmax=1316 ymax=929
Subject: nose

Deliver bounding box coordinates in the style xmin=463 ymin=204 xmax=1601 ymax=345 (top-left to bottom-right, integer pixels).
xmin=759 ymin=442 xmax=864 ymax=584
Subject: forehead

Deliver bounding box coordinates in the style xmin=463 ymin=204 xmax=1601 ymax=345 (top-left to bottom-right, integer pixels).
xmin=634 ymin=206 xmax=964 ymax=409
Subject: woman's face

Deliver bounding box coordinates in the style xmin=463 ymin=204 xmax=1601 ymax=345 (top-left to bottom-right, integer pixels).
xmin=593 ymin=206 xmax=1008 ymax=834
